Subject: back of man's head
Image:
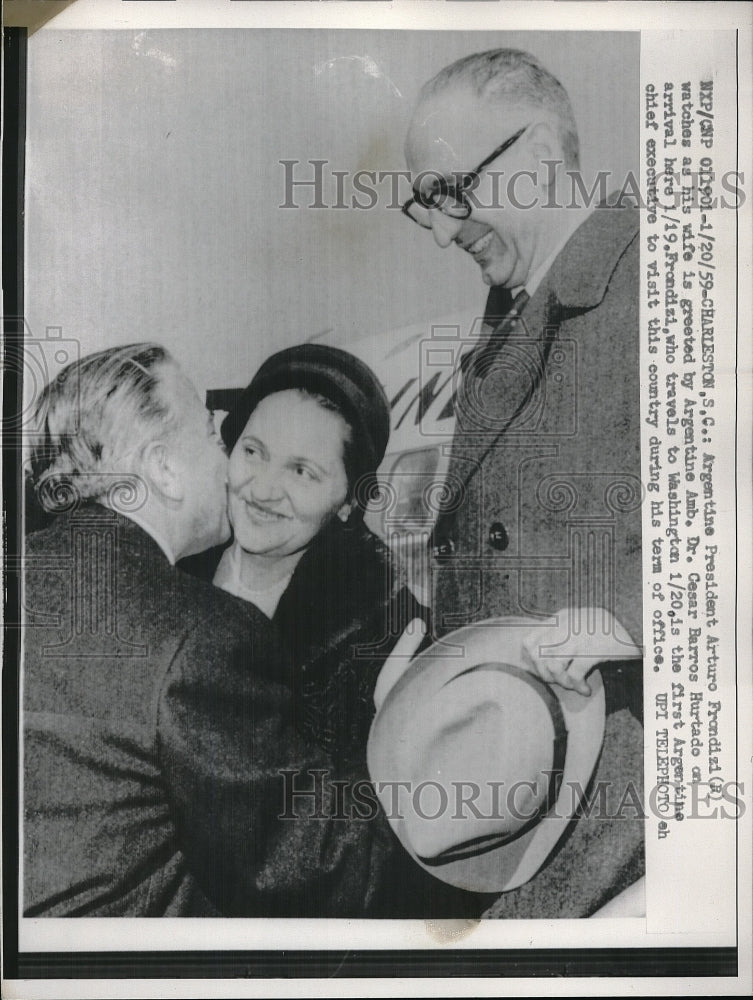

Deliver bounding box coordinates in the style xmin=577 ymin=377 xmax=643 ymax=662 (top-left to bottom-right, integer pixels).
xmin=418 ymin=48 xmax=580 ymax=170
xmin=29 ymin=342 xmax=179 ymax=513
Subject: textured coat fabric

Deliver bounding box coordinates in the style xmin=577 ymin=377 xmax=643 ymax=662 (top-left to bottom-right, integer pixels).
xmin=433 ymin=204 xmax=642 ymax=641
xmin=431 ymin=204 xmax=645 ymax=917
xmin=183 ymin=520 xmax=423 ymax=769
xmin=273 ymin=520 xmax=421 ymax=767
xmin=22 ymin=504 xmax=397 ymax=917
xmin=181 ymin=524 xmax=485 ymax=919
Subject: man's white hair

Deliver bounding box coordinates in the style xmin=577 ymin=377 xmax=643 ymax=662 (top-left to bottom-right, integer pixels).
xmin=418 ymin=48 xmax=580 ymax=169
xmin=28 ymin=342 xmax=181 ymax=511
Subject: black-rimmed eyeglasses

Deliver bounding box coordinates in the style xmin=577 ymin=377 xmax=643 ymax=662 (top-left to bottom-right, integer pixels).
xmin=401 ymin=125 xmax=529 ymax=229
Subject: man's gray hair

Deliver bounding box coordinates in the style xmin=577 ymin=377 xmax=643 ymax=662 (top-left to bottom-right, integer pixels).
xmin=420 ymin=48 xmax=580 ymax=169
xmin=28 ymin=342 xmax=180 ymax=509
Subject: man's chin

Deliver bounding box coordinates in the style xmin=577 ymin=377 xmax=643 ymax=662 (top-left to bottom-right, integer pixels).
xmin=206 ymin=516 xmax=232 ymax=551
xmin=477 ymin=259 xmax=513 ymax=289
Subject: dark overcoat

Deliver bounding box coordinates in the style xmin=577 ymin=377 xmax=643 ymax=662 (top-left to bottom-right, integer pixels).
xmin=273 ymin=520 xmax=422 ymax=766
xmin=180 ymin=522 xmax=486 ymax=918
xmin=22 ymin=503 xmax=398 ymax=917
xmin=432 ymin=204 xmax=645 ymax=917
xmin=182 ymin=520 xmax=422 ymax=767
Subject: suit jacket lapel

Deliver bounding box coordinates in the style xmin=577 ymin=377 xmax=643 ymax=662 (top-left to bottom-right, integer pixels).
xmin=448 ymin=286 xmax=559 ymax=481
xmin=431 ymin=287 xmax=561 ymax=556
xmin=433 ymin=204 xmax=640 ymax=553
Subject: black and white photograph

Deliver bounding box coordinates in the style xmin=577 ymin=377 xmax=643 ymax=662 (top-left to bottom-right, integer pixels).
xmin=3 ymin=0 xmax=751 ymax=995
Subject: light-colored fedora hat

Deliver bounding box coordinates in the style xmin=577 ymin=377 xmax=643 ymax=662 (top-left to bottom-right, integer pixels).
xmin=367 ymin=617 xmax=608 ymax=894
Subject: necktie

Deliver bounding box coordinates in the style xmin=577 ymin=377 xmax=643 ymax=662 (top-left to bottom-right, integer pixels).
xmin=473 ymin=288 xmax=531 ymax=367
xmin=456 ymin=288 xmax=532 ymax=425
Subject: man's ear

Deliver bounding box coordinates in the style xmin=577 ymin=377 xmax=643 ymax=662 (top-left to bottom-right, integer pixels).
xmin=142 ymin=440 xmax=185 ymax=503
xmin=526 ymin=121 xmax=564 ymax=186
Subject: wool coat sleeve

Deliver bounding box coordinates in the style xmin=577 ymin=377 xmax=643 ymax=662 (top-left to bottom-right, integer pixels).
xmin=155 ymin=610 xmax=395 ymax=917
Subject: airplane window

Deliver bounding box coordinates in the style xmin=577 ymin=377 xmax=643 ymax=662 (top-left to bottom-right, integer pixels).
xmin=382 ymin=446 xmax=443 ymax=527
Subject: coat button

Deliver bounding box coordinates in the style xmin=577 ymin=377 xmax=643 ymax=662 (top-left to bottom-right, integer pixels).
xmin=432 ymin=537 xmax=456 ymax=560
xmin=488 ymin=521 xmax=509 ymax=551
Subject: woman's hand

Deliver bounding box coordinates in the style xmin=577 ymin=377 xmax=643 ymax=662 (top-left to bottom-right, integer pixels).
xmin=373 ymin=618 xmax=427 ymax=712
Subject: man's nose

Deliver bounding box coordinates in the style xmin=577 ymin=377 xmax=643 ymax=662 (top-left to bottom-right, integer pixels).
xmin=429 ymin=210 xmax=463 ymax=248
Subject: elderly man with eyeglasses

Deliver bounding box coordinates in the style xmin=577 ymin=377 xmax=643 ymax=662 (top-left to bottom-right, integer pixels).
xmin=401 ymin=49 xmax=645 ymax=918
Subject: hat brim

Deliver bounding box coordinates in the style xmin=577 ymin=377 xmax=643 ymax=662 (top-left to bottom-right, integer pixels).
xmin=367 ymin=617 xmax=605 ymax=894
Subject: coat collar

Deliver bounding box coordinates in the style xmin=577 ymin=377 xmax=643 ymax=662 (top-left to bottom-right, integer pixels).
xmin=57 ymin=501 xmax=173 ymax=566
xmin=546 ymin=202 xmax=639 ymax=312
xmin=483 ymin=200 xmax=639 ymax=327
xmin=445 ymin=202 xmax=638 ymax=505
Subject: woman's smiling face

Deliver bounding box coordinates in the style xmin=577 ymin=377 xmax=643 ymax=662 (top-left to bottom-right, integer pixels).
xmin=227 ymin=389 xmax=351 ymax=559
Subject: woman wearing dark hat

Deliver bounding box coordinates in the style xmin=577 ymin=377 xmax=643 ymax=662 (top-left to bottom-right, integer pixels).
xmin=200 ymin=343 xmax=421 ymax=766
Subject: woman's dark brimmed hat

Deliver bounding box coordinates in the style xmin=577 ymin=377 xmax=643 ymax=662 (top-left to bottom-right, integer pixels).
xmin=221 ymin=344 xmax=391 ymax=503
